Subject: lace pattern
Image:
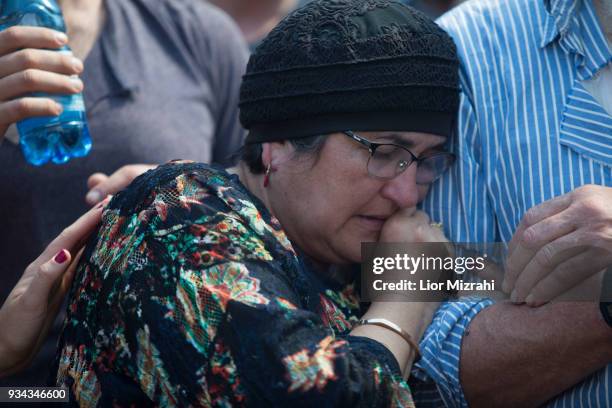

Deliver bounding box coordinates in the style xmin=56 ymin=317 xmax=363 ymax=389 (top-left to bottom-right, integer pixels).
xmin=239 ymin=0 xmax=459 ymax=129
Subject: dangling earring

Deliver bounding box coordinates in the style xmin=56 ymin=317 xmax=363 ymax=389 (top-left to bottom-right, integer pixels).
xmin=263 ymin=164 xmax=272 ymax=187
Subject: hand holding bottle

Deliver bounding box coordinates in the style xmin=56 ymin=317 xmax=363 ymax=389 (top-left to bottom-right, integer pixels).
xmin=0 ymin=26 xmax=83 ymax=143
xmin=0 ymin=0 xmax=91 ymax=166
xmin=0 ymin=197 xmax=109 ymax=378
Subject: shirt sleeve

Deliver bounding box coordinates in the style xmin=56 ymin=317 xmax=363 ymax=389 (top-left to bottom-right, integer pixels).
xmin=118 ymin=212 xmax=415 ymax=406
xmin=411 ymin=298 xmax=495 ymax=408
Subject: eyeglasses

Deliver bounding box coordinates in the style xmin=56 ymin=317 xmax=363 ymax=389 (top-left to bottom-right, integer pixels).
xmin=343 ymin=131 xmax=456 ymax=184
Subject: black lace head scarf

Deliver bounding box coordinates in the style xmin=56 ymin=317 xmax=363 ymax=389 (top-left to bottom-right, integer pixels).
xmin=239 ymin=0 xmax=460 ymax=144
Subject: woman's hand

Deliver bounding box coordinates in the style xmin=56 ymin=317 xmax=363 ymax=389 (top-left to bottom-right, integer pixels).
xmin=0 ymin=26 xmax=84 ymax=139
xmin=86 ymin=164 xmax=158 ymax=205
xmin=0 ymin=197 xmax=109 ymax=378
xmin=352 ymin=209 xmax=448 ymax=375
xmin=379 ymin=208 xmax=448 ymax=243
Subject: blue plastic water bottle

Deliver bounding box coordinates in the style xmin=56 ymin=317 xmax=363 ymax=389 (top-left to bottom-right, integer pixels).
xmin=0 ymin=0 xmax=91 ymax=166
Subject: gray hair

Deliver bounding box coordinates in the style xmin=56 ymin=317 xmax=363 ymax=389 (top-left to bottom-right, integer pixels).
xmin=240 ymin=134 xmax=328 ymax=174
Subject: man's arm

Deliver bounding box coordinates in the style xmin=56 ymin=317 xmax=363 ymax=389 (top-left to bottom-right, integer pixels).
xmin=460 ymin=301 xmax=612 ymax=407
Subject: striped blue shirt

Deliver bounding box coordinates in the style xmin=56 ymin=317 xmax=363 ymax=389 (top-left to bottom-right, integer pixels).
xmin=415 ymin=0 xmax=612 ymax=406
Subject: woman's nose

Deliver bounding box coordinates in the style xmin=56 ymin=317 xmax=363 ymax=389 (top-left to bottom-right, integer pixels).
xmin=380 ymin=163 xmax=420 ymax=209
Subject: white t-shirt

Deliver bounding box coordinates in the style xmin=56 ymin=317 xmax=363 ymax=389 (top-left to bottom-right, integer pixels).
xmin=582 ymin=1 xmax=612 ymax=114
xmin=582 ymin=60 xmax=612 ymax=115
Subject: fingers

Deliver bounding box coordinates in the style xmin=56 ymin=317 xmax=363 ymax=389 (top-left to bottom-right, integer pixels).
xmin=477 ymin=259 xmax=505 ymax=282
xmin=0 ymin=27 xmax=83 ymax=139
xmin=503 ymin=210 xmax=575 ymax=293
xmin=411 ymin=210 xmax=431 ymax=224
xmin=36 ymin=196 xmax=110 ymax=264
xmin=85 ymin=165 xmax=155 ymax=206
xmin=85 ymin=173 xmax=109 ymax=204
xmin=507 ymin=193 xmax=572 ymax=256
xmin=86 ymin=169 xmax=130 ymax=205
xmin=0 ymin=69 xmax=83 ymax=101
xmin=0 ymin=48 xmax=83 ymax=78
xmin=0 ymin=97 xmax=62 ymax=129
xmin=379 ymin=209 xmax=449 ymax=243
xmin=510 ymin=240 xmax=585 ymax=302
xmin=21 ymin=249 xmax=72 ymax=311
xmin=525 ymin=249 xmax=611 ymax=306
xmin=87 ymin=172 xmax=108 ymax=190
xmin=519 ymin=209 xmax=576 ymax=250
xmin=59 ymin=248 xmax=84 ymax=295
xmin=47 ymin=248 xmax=84 ymax=314
xmin=0 ymin=26 xmax=67 ymax=56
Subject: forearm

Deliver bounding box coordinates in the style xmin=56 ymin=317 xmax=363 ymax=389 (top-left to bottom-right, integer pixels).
xmin=460 ymin=301 xmax=612 ymax=407
xmin=0 ymin=340 xmax=9 ymax=378
xmin=351 ymin=301 xmax=438 ymax=376
xmin=0 ymin=308 xmax=17 ymax=378
xmin=0 ymin=336 xmax=22 ymax=379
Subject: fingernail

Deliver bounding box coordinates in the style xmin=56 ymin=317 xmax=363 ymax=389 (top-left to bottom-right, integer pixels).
xmin=86 ymin=189 xmax=102 ymax=205
xmin=54 ymin=249 xmax=68 ymax=264
xmin=94 ymin=195 xmax=112 ymax=210
xmin=71 ymin=78 xmax=84 ymax=92
xmin=72 ymin=57 xmax=84 ymax=73
xmin=525 ymin=294 xmax=534 ymax=306
xmin=510 ymin=290 xmax=519 ymax=303
xmin=54 ymin=102 xmax=63 ymax=115
xmin=55 ymin=32 xmax=68 ymax=44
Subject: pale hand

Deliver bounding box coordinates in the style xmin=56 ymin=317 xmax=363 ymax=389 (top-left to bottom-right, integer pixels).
xmin=379 ymin=208 xmax=448 ymax=243
xmin=0 ymin=197 xmax=109 ymax=378
xmin=86 ymin=164 xmax=157 ymax=205
xmin=0 ymin=26 xmax=84 ymax=140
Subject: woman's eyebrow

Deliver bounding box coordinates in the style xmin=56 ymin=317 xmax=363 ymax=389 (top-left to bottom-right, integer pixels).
xmin=377 ymin=134 xmax=448 ymax=150
xmin=376 ymin=134 xmax=416 ymax=147
xmin=429 ymin=138 xmax=448 ymax=149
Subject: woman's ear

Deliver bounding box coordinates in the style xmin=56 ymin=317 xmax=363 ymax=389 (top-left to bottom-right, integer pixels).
xmin=262 ymin=141 xmax=294 ymax=168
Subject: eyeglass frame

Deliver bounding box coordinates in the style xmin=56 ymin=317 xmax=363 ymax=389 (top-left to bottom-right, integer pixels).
xmin=342 ymin=130 xmax=456 ymax=184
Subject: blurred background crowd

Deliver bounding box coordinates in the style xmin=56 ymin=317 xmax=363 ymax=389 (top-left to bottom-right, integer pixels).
xmin=210 ymin=0 xmax=464 ymax=46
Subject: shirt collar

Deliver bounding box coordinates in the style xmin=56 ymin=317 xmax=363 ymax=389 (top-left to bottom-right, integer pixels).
xmin=540 ymin=0 xmax=612 ymax=79
xmin=540 ymin=0 xmax=581 ymax=47
xmin=98 ymin=0 xmax=140 ymax=95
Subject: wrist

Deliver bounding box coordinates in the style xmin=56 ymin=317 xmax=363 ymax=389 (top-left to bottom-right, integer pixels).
xmin=368 ymin=301 xmax=439 ymax=338
xmin=0 ymin=340 xmax=12 ymax=379
xmin=0 ymin=326 xmax=23 ymax=378
xmin=357 ymin=317 xmax=422 ymax=359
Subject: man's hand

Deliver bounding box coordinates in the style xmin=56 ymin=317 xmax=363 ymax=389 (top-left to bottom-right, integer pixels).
xmin=504 ymin=185 xmax=612 ymax=306
xmin=0 ymin=197 xmax=109 ymax=378
xmin=86 ymin=164 xmax=157 ymax=205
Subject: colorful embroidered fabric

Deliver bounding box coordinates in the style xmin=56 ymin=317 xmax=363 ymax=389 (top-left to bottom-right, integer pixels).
xmin=54 ymin=161 xmax=414 ymax=407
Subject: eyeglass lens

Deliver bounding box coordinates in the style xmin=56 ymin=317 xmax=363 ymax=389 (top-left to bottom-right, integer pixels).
xmin=368 ymin=145 xmax=453 ymax=183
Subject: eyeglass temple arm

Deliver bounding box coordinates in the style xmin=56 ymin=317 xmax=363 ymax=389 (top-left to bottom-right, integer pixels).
xmin=344 ymin=131 xmax=376 ymax=152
